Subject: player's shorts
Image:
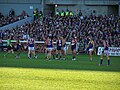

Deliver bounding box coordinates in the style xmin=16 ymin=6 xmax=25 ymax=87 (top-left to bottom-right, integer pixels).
xmin=28 ymin=47 xmax=35 ymax=51
xmin=46 ymin=47 xmax=53 ymax=51
xmin=24 ymin=46 xmax=28 ymax=50
xmin=63 ymin=46 xmax=68 ymax=53
xmin=104 ymin=50 xmax=109 ymax=55
xmin=103 ymin=47 xmax=109 ymax=55
xmin=53 ymin=46 xmax=57 ymax=50
xmin=16 ymin=45 xmax=21 ymax=51
xmin=104 ymin=47 xmax=109 ymax=50
xmin=89 ymin=48 xmax=93 ymax=52
xmin=57 ymin=46 xmax=62 ymax=50
xmin=71 ymin=45 xmax=76 ymax=51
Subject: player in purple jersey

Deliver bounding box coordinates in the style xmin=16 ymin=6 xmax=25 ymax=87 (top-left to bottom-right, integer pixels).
xmin=71 ymin=36 xmax=77 ymax=60
xmin=56 ymin=36 xmax=62 ymax=60
xmin=15 ymin=36 xmax=22 ymax=58
xmin=45 ymin=36 xmax=54 ymax=60
xmin=28 ymin=37 xmax=37 ymax=59
xmin=99 ymin=38 xmax=110 ymax=66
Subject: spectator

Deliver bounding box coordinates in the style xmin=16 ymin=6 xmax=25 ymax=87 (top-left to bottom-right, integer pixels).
xmin=9 ymin=8 xmax=15 ymax=17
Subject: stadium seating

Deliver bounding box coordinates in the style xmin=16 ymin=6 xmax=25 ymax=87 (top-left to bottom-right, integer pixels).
xmin=0 ymin=13 xmax=119 ymax=53
xmin=0 ymin=10 xmax=29 ymax=27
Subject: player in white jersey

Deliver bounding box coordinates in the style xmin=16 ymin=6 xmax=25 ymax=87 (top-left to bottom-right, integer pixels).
xmin=45 ymin=36 xmax=54 ymax=60
xmin=87 ymin=37 xmax=94 ymax=61
xmin=28 ymin=37 xmax=37 ymax=59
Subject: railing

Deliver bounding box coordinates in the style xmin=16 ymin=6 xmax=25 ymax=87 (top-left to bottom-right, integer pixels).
xmin=45 ymin=0 xmax=84 ymax=4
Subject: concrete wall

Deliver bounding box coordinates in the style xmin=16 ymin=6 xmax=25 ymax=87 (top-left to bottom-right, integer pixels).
xmin=119 ymin=5 xmax=120 ymax=16
xmin=108 ymin=5 xmax=118 ymax=16
xmin=55 ymin=4 xmax=108 ymax=16
xmin=0 ymin=0 xmax=42 ymax=16
xmin=0 ymin=0 xmax=119 ymax=16
xmin=46 ymin=0 xmax=118 ymax=5
xmin=81 ymin=5 xmax=108 ymax=16
xmin=50 ymin=0 xmax=118 ymax=16
xmin=118 ymin=0 xmax=120 ymax=16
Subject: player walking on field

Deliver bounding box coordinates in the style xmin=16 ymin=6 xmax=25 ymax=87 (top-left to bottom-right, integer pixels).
xmin=62 ymin=36 xmax=68 ymax=60
xmin=28 ymin=36 xmax=37 ymax=59
xmin=87 ymin=37 xmax=94 ymax=61
xmin=99 ymin=38 xmax=110 ymax=66
xmin=45 ymin=36 xmax=54 ymax=60
xmin=56 ymin=36 xmax=62 ymax=60
xmin=15 ymin=36 xmax=22 ymax=58
xmin=71 ymin=36 xmax=77 ymax=60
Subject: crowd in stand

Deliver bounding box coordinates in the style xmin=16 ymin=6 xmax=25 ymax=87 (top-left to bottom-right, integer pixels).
xmin=0 ymin=9 xmax=29 ymax=27
xmin=0 ymin=9 xmax=120 ymax=53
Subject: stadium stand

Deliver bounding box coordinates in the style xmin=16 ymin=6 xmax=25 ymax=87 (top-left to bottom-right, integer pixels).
xmin=0 ymin=12 xmax=119 ymax=53
xmin=0 ymin=17 xmax=33 ymax=31
xmin=0 ymin=0 xmax=119 ymax=53
xmin=0 ymin=9 xmax=29 ymax=27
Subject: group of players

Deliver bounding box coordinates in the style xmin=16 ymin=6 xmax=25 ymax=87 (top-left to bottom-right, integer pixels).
xmin=4 ymin=35 xmax=110 ymax=66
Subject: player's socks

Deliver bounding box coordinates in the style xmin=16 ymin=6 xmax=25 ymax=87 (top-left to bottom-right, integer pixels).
xmin=72 ymin=56 xmax=75 ymax=60
xmin=74 ymin=56 xmax=76 ymax=60
xmin=65 ymin=56 xmax=68 ymax=60
xmin=74 ymin=58 xmax=76 ymax=60
xmin=28 ymin=54 xmax=31 ymax=59
xmin=60 ymin=55 xmax=62 ymax=60
xmin=108 ymin=59 xmax=110 ymax=66
xmin=53 ymin=55 xmax=55 ymax=59
xmin=16 ymin=55 xmax=18 ymax=58
xmin=63 ymin=55 xmax=65 ymax=60
xmin=100 ymin=59 xmax=103 ymax=65
xmin=56 ymin=54 xmax=58 ymax=59
xmin=12 ymin=51 xmax=14 ymax=54
xmin=28 ymin=54 xmax=29 ymax=58
xmin=56 ymin=54 xmax=58 ymax=58
xmin=30 ymin=54 xmax=31 ymax=58
xmin=63 ymin=55 xmax=66 ymax=60
xmin=46 ymin=53 xmax=49 ymax=60
xmin=18 ymin=53 xmax=20 ymax=56
xmin=34 ymin=55 xmax=37 ymax=59
xmin=16 ymin=53 xmax=20 ymax=58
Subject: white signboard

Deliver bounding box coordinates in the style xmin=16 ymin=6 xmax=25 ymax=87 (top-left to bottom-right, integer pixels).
xmin=97 ymin=47 xmax=120 ymax=56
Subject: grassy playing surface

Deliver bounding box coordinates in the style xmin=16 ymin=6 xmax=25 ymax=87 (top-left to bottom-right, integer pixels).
xmin=0 ymin=52 xmax=120 ymax=90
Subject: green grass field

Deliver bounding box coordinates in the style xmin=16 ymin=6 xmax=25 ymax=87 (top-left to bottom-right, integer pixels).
xmin=0 ymin=52 xmax=120 ymax=90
